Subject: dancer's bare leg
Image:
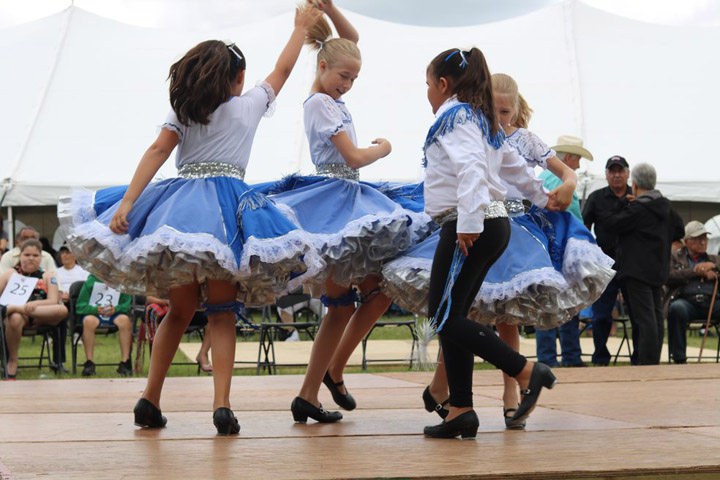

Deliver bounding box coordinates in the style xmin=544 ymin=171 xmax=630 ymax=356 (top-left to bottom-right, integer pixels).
xmin=142 ymin=282 xmax=198 ymax=407
xmin=326 ymin=275 xmax=392 ymax=393
xmin=496 ymin=321 xmax=521 ymax=410
xmin=297 ymin=278 xmax=355 ymax=407
xmin=196 ymin=322 xmax=212 ymax=371
xmin=428 ymin=349 xmax=449 ymax=403
xmin=205 ymin=279 xmax=238 ymax=411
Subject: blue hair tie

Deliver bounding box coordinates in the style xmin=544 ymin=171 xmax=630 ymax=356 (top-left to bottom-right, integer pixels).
xmin=226 ymin=43 xmax=243 ymax=66
xmin=444 ymin=49 xmax=467 ymax=69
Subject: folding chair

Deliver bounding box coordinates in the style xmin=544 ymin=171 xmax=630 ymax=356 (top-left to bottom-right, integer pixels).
xmin=256 ymin=293 xmax=322 ymax=375
xmin=1 ymin=302 xmax=63 ymax=378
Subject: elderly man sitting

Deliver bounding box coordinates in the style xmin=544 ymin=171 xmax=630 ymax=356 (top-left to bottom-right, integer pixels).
xmin=666 ymin=221 xmax=720 ymax=364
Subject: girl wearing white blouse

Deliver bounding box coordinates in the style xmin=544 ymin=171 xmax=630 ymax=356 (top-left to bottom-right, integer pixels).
xmin=422 ymin=48 xmax=559 ymax=439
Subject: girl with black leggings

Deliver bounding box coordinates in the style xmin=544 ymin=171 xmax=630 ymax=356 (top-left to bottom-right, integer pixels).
xmin=422 ymin=47 xmax=559 ymax=439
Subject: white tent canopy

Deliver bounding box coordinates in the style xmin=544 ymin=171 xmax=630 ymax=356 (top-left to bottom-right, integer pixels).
xmin=2 ymin=0 xmax=719 ymax=206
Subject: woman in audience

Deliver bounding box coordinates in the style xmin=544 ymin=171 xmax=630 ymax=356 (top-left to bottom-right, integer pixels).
xmin=0 ymin=239 xmax=67 ymax=379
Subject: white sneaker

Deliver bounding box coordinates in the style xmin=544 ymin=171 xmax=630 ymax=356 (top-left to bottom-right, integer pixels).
xmin=285 ymin=330 xmax=300 ymax=342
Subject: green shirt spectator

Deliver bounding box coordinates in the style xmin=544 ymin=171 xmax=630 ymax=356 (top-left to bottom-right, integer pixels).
xmin=75 ymin=274 xmax=131 ymax=316
xmin=539 ymin=170 xmax=582 ymax=221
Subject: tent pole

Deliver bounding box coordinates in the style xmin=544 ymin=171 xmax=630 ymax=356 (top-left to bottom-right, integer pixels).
xmin=7 ymin=206 xmax=14 ymax=250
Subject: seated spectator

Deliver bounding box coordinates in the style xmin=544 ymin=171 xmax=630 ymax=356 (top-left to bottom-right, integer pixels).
xmin=51 ymin=246 xmax=89 ymax=371
xmin=55 ymin=246 xmax=89 ymax=303
xmin=276 ymin=286 xmax=323 ymax=342
xmin=666 ymin=221 xmax=720 ymax=363
xmin=75 ymin=274 xmax=133 ymax=376
xmin=0 ymin=239 xmax=68 ymax=379
xmin=600 ymin=163 xmax=676 ymax=365
xmin=138 ymin=296 xmax=212 ymax=373
xmin=0 ymin=226 xmax=57 ymax=274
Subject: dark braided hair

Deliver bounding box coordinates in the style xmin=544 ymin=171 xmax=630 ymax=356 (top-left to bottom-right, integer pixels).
xmin=168 ymin=40 xmax=246 ymax=126
xmin=428 ymin=47 xmax=499 ymax=135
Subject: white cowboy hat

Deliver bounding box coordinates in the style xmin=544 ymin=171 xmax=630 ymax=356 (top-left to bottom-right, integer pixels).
xmin=551 ymin=135 xmax=593 ymax=160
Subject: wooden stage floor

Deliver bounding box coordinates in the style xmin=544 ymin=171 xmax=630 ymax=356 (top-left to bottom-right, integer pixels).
xmin=1 ymin=364 xmax=720 ymax=479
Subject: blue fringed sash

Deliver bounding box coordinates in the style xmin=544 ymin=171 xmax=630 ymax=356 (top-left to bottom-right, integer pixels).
xmin=422 ymin=103 xmax=505 ymax=168
xmin=429 ymin=245 xmax=467 ymax=335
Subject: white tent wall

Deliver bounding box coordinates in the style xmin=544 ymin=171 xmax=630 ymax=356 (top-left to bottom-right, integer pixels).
xmin=1 ymin=0 xmax=719 ymax=207
xmin=573 ymin=2 xmax=720 ymax=201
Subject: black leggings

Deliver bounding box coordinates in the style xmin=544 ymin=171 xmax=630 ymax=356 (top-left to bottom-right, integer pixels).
xmin=429 ymin=218 xmax=527 ymax=408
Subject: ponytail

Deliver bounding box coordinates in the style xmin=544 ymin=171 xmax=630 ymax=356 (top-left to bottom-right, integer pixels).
xmin=428 ymin=47 xmax=498 ymax=135
xmin=304 ymin=8 xmax=361 ymax=68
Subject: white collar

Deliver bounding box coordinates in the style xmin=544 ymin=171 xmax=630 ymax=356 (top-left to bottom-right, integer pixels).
xmin=435 ymin=95 xmax=460 ymax=118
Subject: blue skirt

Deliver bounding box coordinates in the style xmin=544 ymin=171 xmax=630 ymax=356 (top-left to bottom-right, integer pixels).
xmin=58 ymin=176 xmax=323 ymax=305
xmin=382 ymin=207 xmax=615 ymax=328
xmin=252 ymin=175 xmax=432 ymax=290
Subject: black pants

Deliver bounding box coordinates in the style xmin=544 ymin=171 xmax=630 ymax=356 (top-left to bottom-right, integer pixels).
xmin=429 ymin=218 xmax=526 ymax=408
xmin=667 ymin=298 xmax=720 ymax=363
xmin=623 ymin=278 xmax=663 ymax=365
xmin=51 ymin=319 xmax=68 ymax=365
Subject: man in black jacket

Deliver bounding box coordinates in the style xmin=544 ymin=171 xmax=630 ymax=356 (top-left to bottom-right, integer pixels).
xmin=582 ymin=156 xmax=633 ymax=365
xmin=600 ymin=163 xmax=674 ymax=365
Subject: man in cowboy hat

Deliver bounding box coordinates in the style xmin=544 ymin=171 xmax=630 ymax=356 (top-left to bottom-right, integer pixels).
xmin=538 ymin=135 xmax=593 ymax=221
xmin=582 ymin=155 xmax=633 ymax=365
xmin=535 ymin=135 xmax=593 ymax=368
xmin=666 ymin=221 xmax=720 ymax=363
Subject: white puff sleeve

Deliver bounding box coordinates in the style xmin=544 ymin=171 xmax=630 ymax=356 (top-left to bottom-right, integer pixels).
xmin=161 ymin=110 xmax=183 ymax=141
xmin=514 ymin=129 xmax=555 ymax=169
xmin=229 ymin=82 xmax=277 ymax=124
xmin=304 ymin=94 xmax=346 ymax=146
xmin=500 ymin=143 xmax=549 ymax=208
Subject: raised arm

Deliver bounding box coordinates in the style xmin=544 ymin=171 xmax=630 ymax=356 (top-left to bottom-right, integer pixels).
xmin=315 ymin=1 xmax=359 ymax=43
xmin=265 ymin=7 xmax=323 ymax=96
xmin=109 ymin=128 xmax=179 ymax=234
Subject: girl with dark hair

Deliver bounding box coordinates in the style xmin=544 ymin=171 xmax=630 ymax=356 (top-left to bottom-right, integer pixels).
xmin=418 ymin=48 xmax=560 ymax=439
xmin=58 ymin=7 xmax=323 ymax=435
xmin=384 ymin=72 xmax=615 ymax=430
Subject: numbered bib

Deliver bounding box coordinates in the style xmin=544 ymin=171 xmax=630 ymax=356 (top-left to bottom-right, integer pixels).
xmin=0 ymin=272 xmax=39 ymax=306
xmin=89 ymin=282 xmax=120 ymax=308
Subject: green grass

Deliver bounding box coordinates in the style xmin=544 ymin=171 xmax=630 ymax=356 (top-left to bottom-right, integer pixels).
xmin=7 ymin=315 xmax=718 ymax=380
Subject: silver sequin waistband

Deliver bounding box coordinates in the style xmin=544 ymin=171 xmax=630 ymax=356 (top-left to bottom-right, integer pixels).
xmin=178 ymin=162 xmax=246 ymax=180
xmin=432 ymin=201 xmax=508 ymax=226
xmin=314 ymin=163 xmax=359 ymax=181
xmin=504 ymin=199 xmax=525 ymax=217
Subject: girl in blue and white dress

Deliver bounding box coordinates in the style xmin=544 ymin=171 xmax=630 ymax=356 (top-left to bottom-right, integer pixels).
xmin=253 ymin=3 xmax=430 ymax=423
xmin=58 ymin=7 xmax=324 ymax=435
xmin=383 ymin=73 xmax=614 ymax=430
